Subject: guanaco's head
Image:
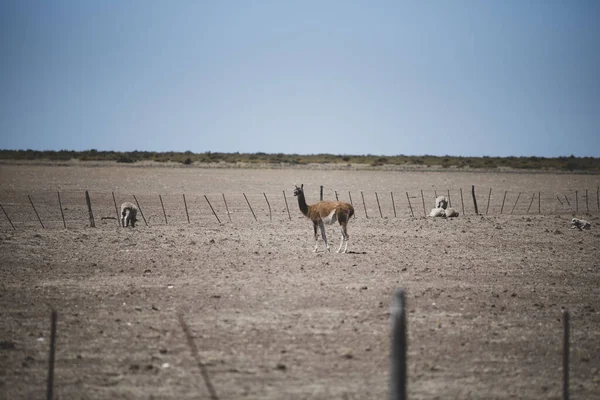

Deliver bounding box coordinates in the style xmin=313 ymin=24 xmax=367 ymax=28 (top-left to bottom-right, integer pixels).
xmin=293 ymin=184 xmax=304 ymax=197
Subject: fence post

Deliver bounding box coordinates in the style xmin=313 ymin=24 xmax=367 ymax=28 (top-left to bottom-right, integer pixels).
xmin=406 ymin=192 xmax=414 ymax=218
xmin=538 ymin=192 xmax=541 ymax=214
xmin=511 ymin=192 xmax=521 ymax=214
xmin=46 ymin=310 xmax=57 ymax=400
xmin=361 ymin=191 xmax=368 ymax=218
xmin=389 ymin=288 xmax=407 ymax=400
xmin=283 ymin=191 xmax=291 ymax=221
xmin=204 ymin=195 xmax=222 ymax=224
xmin=57 ymin=192 xmax=67 ymax=228
xmin=348 ymin=191 xmax=354 ymax=206
xmin=335 ymin=191 xmax=339 ymax=201
xmin=420 ymin=190 xmax=426 ymax=217
xmin=563 ymin=310 xmax=570 ymax=400
xmin=183 ymin=194 xmax=191 ymax=223
xmin=447 ymin=189 xmax=451 ymax=208
xmin=0 ymin=202 xmax=15 ymax=230
xmin=132 ymin=195 xmax=148 ymax=226
xmin=222 ymin=194 xmax=231 ymax=222
xmin=597 ymin=187 xmax=599 ymax=211
xmin=500 ymin=191 xmax=507 ymax=214
xmin=320 ymin=185 xmax=324 ymax=201
xmin=159 ymin=195 xmax=168 ymax=224
xmin=585 ymin=189 xmax=589 ymax=213
xmin=375 ymin=192 xmax=383 ymax=218
xmin=243 ymin=193 xmax=257 ymax=221
xmin=28 ymin=195 xmax=45 ymax=228
xmin=556 ymin=196 xmax=563 ymax=206
xmin=84 ymin=191 xmax=95 ymax=228
xmin=460 ymin=188 xmax=465 ymax=216
xmin=391 ymin=192 xmax=397 ymax=218
xmin=527 ymin=193 xmax=536 ymax=214
xmin=575 ymin=191 xmax=578 ymax=213
xmin=486 ymin=188 xmax=492 ymax=215
xmin=112 ymin=192 xmax=120 ymax=226
xmin=471 ymin=185 xmax=479 ymax=215
xmin=564 ymin=195 xmax=571 ymax=207
xmin=263 ymin=193 xmax=272 ymax=221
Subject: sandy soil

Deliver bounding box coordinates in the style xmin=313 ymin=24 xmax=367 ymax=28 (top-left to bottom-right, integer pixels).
xmin=0 ymin=165 xmax=599 ymax=399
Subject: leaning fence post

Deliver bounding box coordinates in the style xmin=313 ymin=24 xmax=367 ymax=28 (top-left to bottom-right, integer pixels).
xmin=222 ymin=194 xmax=231 ymax=222
xmin=389 ymin=288 xmax=407 ymax=400
xmin=204 ymin=195 xmax=222 ymax=224
xmin=283 ymin=191 xmax=291 ymax=221
xmin=538 ymin=192 xmax=541 ymax=214
xmin=391 ymin=192 xmax=397 ymax=218
xmin=500 ymin=191 xmax=507 ymax=214
xmin=375 ymin=192 xmax=383 ymax=218
xmin=405 ymin=192 xmax=414 ymax=218
xmin=526 ymin=193 xmax=535 ymax=213
xmin=556 ymin=195 xmax=563 ymax=206
xmin=486 ymin=188 xmax=492 ymax=215
xmin=57 ymin=192 xmax=66 ymax=228
xmin=575 ymin=191 xmax=578 ymax=213
xmin=511 ymin=192 xmax=521 ymax=214
xmin=132 ymin=195 xmax=148 ymax=226
xmin=471 ymin=185 xmax=479 ymax=215
xmin=361 ymin=191 xmax=368 ymax=218
xmin=183 ymin=194 xmax=191 ymax=223
xmin=460 ymin=188 xmax=465 ymax=216
xmin=420 ymin=190 xmax=426 ymax=217
xmin=28 ymin=195 xmax=45 ymax=228
xmin=348 ymin=191 xmax=354 ymax=206
xmin=243 ymin=193 xmax=257 ymax=222
xmin=0 ymin=202 xmax=15 ymax=230
xmin=263 ymin=193 xmax=272 ymax=221
xmin=84 ymin=191 xmax=95 ymax=228
xmin=46 ymin=310 xmax=57 ymax=400
xmin=447 ymin=189 xmax=451 ymax=208
xmin=335 ymin=191 xmax=339 ymax=201
xmin=563 ymin=310 xmax=570 ymax=400
xmin=112 ymin=192 xmax=120 ymax=226
xmin=159 ymin=195 xmax=168 ymax=224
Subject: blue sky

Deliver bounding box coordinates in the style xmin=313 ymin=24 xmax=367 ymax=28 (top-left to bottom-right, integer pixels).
xmin=1 ymin=1 xmax=599 ymax=157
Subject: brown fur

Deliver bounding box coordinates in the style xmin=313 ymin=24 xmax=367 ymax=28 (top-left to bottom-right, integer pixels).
xmin=294 ymin=184 xmax=354 ymax=253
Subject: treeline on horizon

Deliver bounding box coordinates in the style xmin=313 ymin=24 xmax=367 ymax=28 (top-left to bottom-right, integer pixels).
xmin=1 ymin=149 xmax=599 ymax=172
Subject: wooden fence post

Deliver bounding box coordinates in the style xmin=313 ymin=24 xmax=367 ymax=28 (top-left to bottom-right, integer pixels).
xmin=511 ymin=192 xmax=521 ymax=214
xmin=283 ymin=191 xmax=291 ymax=221
xmin=183 ymin=194 xmax=191 ymax=223
xmin=460 ymin=188 xmax=465 ymax=216
xmin=585 ymin=189 xmax=589 ymax=213
xmin=500 ymin=191 xmax=507 ymax=214
xmin=85 ymin=191 xmax=95 ymax=228
xmin=335 ymin=191 xmax=339 ymax=201
xmin=28 ymin=195 xmax=45 ymax=228
xmin=0 ymin=202 xmax=15 ymax=230
xmin=263 ymin=193 xmax=272 ymax=221
xmin=112 ymin=192 xmax=120 ymax=226
xmin=471 ymin=185 xmax=479 ymax=215
xmin=46 ymin=310 xmax=57 ymax=400
xmin=243 ymin=193 xmax=257 ymax=222
xmin=132 ymin=195 xmax=148 ymax=226
xmin=486 ymin=188 xmax=492 ymax=215
xmin=204 ymin=195 xmax=221 ymax=224
xmin=320 ymin=185 xmax=324 ymax=201
xmin=57 ymin=192 xmax=66 ymax=228
xmin=564 ymin=195 xmax=571 ymax=207
xmin=391 ymin=192 xmax=397 ymax=218
xmin=538 ymin=192 xmax=541 ymax=214
xmin=420 ymin=190 xmax=426 ymax=217
xmin=575 ymin=191 xmax=579 ymax=213
xmin=222 ymin=194 xmax=231 ymax=222
xmin=389 ymin=288 xmax=407 ymax=400
xmin=348 ymin=191 xmax=354 ymax=206
xmin=563 ymin=310 xmax=570 ymax=400
xmin=406 ymin=192 xmax=414 ymax=218
xmin=375 ymin=192 xmax=383 ymax=218
xmin=361 ymin=191 xmax=368 ymax=218
xmin=159 ymin=195 xmax=168 ymax=224
xmin=447 ymin=189 xmax=451 ymax=208
xmin=527 ymin=193 xmax=536 ymax=214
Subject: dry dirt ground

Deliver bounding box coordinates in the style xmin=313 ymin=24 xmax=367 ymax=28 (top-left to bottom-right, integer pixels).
xmin=0 ymin=164 xmax=599 ymax=399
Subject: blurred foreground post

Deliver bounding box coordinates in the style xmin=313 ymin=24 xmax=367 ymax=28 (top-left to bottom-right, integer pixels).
xmin=390 ymin=289 xmax=407 ymax=400
xmin=46 ymin=310 xmax=57 ymax=400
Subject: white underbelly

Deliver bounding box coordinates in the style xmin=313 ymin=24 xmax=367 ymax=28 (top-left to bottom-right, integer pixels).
xmin=322 ymin=209 xmax=337 ymax=225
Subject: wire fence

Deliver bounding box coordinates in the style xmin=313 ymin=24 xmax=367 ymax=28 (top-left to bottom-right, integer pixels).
xmin=0 ymin=186 xmax=598 ymax=229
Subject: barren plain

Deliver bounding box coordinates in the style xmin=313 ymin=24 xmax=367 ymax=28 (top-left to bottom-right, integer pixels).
xmin=0 ymin=164 xmax=599 ymax=399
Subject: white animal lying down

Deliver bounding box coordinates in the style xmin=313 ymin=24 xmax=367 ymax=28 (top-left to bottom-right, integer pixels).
xmin=435 ymin=196 xmax=449 ymax=210
xmin=120 ymin=202 xmax=138 ymax=227
xmin=571 ymin=218 xmax=591 ymax=230
xmin=429 ymin=207 xmax=459 ymax=218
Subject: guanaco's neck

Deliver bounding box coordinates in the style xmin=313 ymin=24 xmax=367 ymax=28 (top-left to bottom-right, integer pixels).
xmin=297 ymin=192 xmax=310 ymax=217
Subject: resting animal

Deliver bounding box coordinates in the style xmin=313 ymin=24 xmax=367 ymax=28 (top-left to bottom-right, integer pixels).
xmin=571 ymin=218 xmax=591 ymax=230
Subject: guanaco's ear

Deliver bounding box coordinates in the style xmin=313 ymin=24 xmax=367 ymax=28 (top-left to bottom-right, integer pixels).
xmin=301 ymin=184 xmax=304 ymax=189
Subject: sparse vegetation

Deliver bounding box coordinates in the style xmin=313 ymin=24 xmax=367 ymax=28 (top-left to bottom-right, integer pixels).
xmin=0 ymin=150 xmax=598 ymax=172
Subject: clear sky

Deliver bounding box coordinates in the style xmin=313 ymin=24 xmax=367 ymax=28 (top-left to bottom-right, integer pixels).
xmin=1 ymin=1 xmax=599 ymax=157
